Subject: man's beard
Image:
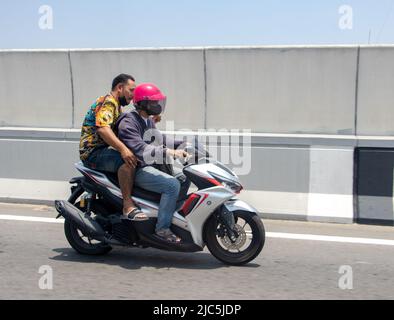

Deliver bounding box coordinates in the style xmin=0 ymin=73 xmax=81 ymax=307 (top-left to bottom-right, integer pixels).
xmin=118 ymin=95 xmax=128 ymax=106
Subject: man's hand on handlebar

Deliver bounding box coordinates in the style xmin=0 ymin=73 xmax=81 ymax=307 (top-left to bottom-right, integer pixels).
xmin=151 ymin=115 xmax=162 ymax=124
xmin=167 ymin=149 xmax=191 ymax=160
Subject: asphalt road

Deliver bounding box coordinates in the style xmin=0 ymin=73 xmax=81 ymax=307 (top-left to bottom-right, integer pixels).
xmin=1 ymin=202 xmax=394 ymax=300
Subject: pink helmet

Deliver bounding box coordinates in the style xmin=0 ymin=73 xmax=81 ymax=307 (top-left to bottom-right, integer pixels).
xmin=133 ymin=83 xmax=166 ymax=115
xmin=133 ymin=83 xmax=166 ymax=104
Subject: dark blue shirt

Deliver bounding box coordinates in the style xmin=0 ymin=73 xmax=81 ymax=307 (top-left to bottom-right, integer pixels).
xmin=115 ymin=111 xmax=183 ymax=167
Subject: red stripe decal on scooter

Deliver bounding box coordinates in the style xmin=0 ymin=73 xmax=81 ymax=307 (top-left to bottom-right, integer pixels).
xmin=194 ymin=194 xmax=209 ymax=211
xmin=180 ymin=194 xmax=201 ymax=216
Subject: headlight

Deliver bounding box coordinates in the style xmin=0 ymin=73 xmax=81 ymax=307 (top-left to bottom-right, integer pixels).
xmin=222 ymin=181 xmax=243 ymax=194
xmin=209 ymin=172 xmax=243 ymax=194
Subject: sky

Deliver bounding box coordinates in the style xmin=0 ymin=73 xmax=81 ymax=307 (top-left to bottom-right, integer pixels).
xmin=0 ymin=0 xmax=393 ymax=49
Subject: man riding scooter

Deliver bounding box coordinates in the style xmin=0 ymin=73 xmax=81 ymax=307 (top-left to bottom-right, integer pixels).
xmin=116 ymin=83 xmax=191 ymax=243
xmin=79 ymin=74 xmax=147 ymax=221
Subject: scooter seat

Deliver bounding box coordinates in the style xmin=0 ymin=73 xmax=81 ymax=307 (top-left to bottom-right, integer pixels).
xmin=133 ymin=187 xmax=162 ymax=203
xmin=104 ymin=172 xmax=162 ymax=203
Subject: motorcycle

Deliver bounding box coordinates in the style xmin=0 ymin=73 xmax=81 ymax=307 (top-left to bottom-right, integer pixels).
xmin=54 ymin=142 xmax=265 ymax=266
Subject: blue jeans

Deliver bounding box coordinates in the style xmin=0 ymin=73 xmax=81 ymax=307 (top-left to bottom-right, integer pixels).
xmin=83 ymin=147 xmax=125 ymax=173
xmin=134 ymin=166 xmax=181 ymax=232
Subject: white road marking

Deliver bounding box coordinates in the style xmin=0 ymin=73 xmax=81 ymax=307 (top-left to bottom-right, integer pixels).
xmin=246 ymin=231 xmax=394 ymax=246
xmin=1 ymin=214 xmax=394 ymax=247
xmin=0 ymin=214 xmax=64 ymax=224
xmin=265 ymin=232 xmax=394 ymax=246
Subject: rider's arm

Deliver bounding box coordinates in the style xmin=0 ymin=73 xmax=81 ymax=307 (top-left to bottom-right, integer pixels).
xmin=117 ymin=114 xmax=168 ymax=165
xmin=96 ymin=127 xmax=137 ymax=168
xmin=97 ymin=126 xmax=128 ymax=153
xmin=166 ymin=148 xmax=188 ymax=159
xmin=95 ymin=102 xmax=137 ymax=168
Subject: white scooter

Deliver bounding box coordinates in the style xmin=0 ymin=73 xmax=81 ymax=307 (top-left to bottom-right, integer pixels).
xmin=55 ymin=143 xmax=265 ymax=265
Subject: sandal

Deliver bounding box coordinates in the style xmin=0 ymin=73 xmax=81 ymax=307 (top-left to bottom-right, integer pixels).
xmin=155 ymin=228 xmax=182 ymax=243
xmin=121 ymin=207 xmax=149 ymax=221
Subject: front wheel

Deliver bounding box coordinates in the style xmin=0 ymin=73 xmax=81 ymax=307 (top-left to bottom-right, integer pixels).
xmin=204 ymin=211 xmax=265 ymax=266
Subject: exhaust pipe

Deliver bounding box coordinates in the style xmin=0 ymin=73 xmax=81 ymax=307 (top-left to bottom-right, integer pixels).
xmin=54 ymin=200 xmax=105 ymax=239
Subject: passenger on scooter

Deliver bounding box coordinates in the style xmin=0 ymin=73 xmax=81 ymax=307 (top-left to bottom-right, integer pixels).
xmin=79 ymin=74 xmax=148 ymax=221
xmin=116 ymin=83 xmax=190 ymax=243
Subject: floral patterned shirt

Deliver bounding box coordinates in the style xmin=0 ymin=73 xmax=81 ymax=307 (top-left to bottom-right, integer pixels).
xmin=79 ymin=95 xmax=121 ymax=161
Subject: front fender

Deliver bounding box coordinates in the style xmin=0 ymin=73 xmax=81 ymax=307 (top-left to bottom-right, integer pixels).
xmin=224 ymin=199 xmax=259 ymax=215
xmin=201 ymin=199 xmax=260 ymax=248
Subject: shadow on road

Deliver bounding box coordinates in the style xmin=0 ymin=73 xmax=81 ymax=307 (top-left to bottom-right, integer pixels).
xmin=50 ymin=247 xmax=260 ymax=270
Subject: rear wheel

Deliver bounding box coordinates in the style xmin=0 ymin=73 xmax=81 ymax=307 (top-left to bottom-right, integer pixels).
xmin=64 ymin=200 xmax=112 ymax=256
xmin=204 ymin=211 xmax=265 ymax=266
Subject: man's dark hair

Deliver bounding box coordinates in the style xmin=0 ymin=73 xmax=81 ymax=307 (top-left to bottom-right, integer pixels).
xmin=111 ymin=74 xmax=135 ymax=90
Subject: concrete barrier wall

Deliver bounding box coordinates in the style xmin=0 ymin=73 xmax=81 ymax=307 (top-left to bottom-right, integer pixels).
xmin=0 ymin=51 xmax=73 ymax=127
xmin=357 ymin=46 xmax=394 ymax=136
xmin=70 ymin=49 xmax=206 ymax=130
xmin=0 ymin=131 xmax=356 ymax=223
xmin=0 ymin=45 xmax=392 ymax=136
xmin=0 ymin=46 xmax=394 ymax=224
xmin=356 ymin=148 xmax=394 ymax=224
xmin=205 ymin=47 xmax=358 ymax=134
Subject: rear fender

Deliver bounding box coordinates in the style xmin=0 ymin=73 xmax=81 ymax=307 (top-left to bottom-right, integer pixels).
xmin=54 ymin=200 xmax=105 ymax=240
xmin=67 ymin=179 xmax=85 ymax=205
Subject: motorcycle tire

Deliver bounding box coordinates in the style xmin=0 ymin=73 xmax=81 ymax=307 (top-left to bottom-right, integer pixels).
xmin=204 ymin=211 xmax=265 ymax=266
